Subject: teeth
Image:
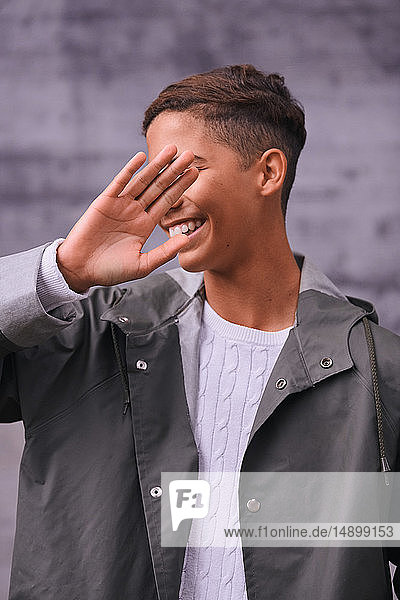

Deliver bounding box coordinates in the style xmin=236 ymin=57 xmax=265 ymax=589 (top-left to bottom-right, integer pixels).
xmin=168 ymin=219 xmax=205 ymax=237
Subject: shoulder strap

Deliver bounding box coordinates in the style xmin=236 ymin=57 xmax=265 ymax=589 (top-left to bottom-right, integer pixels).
xmin=362 ymin=316 xmax=391 ymax=479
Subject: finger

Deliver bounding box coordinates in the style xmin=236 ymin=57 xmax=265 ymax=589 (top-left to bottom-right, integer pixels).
xmin=103 ymin=152 xmax=147 ymax=197
xmin=146 ymin=167 xmax=199 ymax=222
xmin=138 ymin=233 xmax=190 ymax=276
xmin=135 ymin=151 xmax=195 ymax=210
xmin=122 ymin=144 xmax=180 ymax=199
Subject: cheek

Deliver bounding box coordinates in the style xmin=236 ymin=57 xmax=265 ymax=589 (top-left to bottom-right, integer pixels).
xmin=197 ymin=173 xmax=231 ymax=207
xmin=186 ymin=176 xmax=216 ymax=211
xmin=189 ymin=173 xmax=244 ymax=231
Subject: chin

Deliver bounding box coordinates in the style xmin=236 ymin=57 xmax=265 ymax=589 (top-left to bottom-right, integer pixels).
xmin=177 ymin=259 xmax=205 ymax=273
xmin=177 ymin=252 xmax=209 ymax=273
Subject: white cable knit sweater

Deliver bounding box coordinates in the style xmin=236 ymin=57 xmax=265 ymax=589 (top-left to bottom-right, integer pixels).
xmin=179 ymin=300 xmax=291 ymax=600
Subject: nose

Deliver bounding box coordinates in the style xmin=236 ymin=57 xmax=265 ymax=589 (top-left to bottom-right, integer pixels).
xmin=160 ymin=193 xmax=185 ymax=228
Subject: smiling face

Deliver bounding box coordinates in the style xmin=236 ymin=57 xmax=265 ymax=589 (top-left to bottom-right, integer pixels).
xmin=146 ymin=111 xmax=282 ymax=274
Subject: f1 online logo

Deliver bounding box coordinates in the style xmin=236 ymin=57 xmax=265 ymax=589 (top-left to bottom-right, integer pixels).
xmin=169 ymin=480 xmax=210 ymax=531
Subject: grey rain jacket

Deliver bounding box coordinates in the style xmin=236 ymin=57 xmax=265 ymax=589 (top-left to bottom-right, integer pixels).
xmin=1 ymin=241 xmax=400 ymax=600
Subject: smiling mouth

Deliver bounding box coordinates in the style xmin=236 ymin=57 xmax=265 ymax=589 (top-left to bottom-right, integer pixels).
xmin=168 ymin=218 xmax=206 ymax=237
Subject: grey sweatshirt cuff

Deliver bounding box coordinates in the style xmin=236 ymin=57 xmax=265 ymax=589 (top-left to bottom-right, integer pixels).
xmin=37 ymin=238 xmax=90 ymax=312
xmin=0 ymin=242 xmax=86 ymax=349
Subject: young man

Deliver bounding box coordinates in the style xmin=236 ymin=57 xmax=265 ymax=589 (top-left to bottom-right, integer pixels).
xmin=1 ymin=64 xmax=399 ymax=599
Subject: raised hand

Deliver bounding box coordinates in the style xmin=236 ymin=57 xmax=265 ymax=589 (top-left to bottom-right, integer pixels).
xmin=56 ymin=145 xmax=198 ymax=292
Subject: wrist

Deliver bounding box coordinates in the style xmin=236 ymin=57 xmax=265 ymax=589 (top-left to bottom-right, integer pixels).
xmin=56 ymin=244 xmax=91 ymax=293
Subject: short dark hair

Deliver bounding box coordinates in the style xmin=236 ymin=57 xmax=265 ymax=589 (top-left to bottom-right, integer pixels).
xmin=142 ymin=64 xmax=307 ymax=217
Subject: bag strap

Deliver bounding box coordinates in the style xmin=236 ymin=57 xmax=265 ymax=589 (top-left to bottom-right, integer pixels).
xmin=362 ymin=316 xmax=391 ymax=479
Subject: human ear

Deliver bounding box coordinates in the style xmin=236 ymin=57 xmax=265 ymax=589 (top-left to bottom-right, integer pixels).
xmin=259 ymin=149 xmax=287 ymax=196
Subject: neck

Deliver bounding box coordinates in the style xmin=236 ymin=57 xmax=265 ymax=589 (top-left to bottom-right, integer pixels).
xmin=203 ymin=236 xmax=300 ymax=332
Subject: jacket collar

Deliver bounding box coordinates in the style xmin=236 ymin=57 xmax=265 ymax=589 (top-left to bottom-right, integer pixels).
xmin=100 ymin=252 xmax=376 ymax=331
xmin=100 ymin=253 xmax=377 ymax=446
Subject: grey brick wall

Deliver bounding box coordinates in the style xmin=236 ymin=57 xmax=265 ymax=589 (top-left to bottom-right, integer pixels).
xmin=1 ymin=0 xmax=399 ymax=597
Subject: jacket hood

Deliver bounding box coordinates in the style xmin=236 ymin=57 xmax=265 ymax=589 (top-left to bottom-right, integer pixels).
xmin=100 ymin=252 xmax=378 ymax=333
xmin=164 ymin=251 xmax=379 ymax=325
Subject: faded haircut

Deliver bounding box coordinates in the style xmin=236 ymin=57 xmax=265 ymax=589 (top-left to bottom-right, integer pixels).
xmin=142 ymin=64 xmax=307 ymax=217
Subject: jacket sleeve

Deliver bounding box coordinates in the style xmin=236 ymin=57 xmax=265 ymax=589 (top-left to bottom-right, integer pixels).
xmin=387 ymin=446 xmax=400 ymax=596
xmin=0 ymin=243 xmax=84 ymax=422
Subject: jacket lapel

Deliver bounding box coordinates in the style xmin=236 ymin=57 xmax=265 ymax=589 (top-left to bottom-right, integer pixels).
xmin=168 ymin=255 xmax=375 ymax=449
xmin=247 ymin=288 xmax=368 ymax=446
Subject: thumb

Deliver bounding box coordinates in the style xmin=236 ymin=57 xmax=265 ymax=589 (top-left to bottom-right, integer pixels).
xmin=138 ymin=233 xmax=191 ymax=275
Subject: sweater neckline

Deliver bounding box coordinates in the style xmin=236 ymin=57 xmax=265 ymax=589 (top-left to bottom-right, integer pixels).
xmin=202 ymin=300 xmax=294 ymax=346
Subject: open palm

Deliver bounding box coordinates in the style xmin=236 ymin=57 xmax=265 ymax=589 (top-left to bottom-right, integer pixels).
xmin=56 ymin=145 xmax=198 ymax=292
